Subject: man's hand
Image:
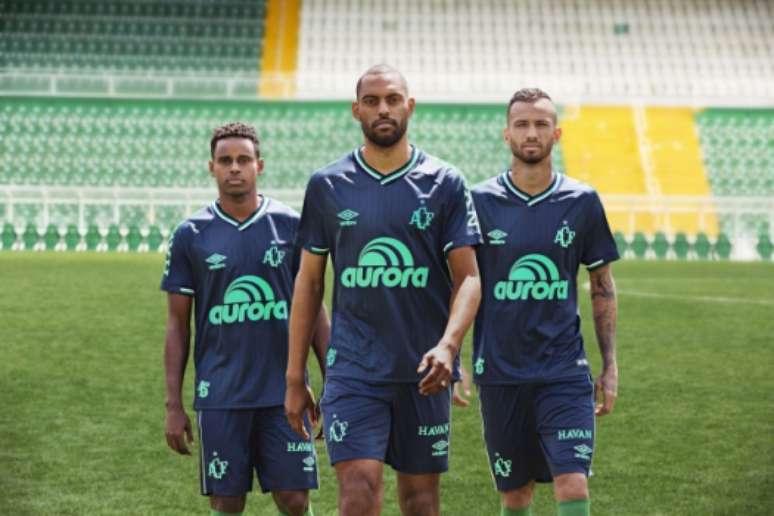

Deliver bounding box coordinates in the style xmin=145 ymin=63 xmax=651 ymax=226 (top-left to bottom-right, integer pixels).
xmin=595 ymin=363 xmax=618 ymax=416
xmin=165 ymin=405 xmax=193 ymax=455
xmin=452 ymin=364 xmax=472 ymax=407
xmin=285 ymin=380 xmax=317 ymax=440
xmin=418 ymin=341 xmax=456 ymax=396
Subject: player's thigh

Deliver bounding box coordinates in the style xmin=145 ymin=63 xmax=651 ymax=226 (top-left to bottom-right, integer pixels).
xmin=197 ymin=410 xmax=254 ymax=496
xmin=478 ymin=384 xmax=552 ymax=492
xmin=396 ymin=471 xmax=440 ymax=516
xmin=386 ymin=383 xmax=451 ymax=474
xmin=320 ymin=377 xmax=393 ymax=465
xmin=534 ymin=377 xmax=595 ymax=478
xmin=252 ymin=406 xmax=318 ymax=494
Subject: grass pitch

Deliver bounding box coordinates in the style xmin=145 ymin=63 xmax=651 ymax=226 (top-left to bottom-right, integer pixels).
xmin=1 ymin=253 xmax=772 ymax=515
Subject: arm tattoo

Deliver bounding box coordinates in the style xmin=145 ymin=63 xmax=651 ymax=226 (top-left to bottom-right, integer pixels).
xmin=589 ymin=266 xmax=617 ymax=366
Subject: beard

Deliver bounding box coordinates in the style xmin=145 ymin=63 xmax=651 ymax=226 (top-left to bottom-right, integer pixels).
xmin=361 ymin=117 xmax=408 ymax=148
xmin=511 ymin=141 xmax=553 ymax=164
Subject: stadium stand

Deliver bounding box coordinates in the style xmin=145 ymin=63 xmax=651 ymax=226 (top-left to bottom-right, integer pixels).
xmin=0 ymin=0 xmax=267 ymax=96
xmin=296 ymin=0 xmax=773 ymax=104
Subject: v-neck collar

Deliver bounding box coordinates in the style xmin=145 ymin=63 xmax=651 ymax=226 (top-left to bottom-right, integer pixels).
xmin=354 ymin=145 xmax=419 ymax=185
xmin=212 ymin=195 xmax=269 ymax=231
xmin=501 ymin=170 xmax=561 ymax=206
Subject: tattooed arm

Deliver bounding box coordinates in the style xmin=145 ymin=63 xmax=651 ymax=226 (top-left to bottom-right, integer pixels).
xmin=589 ymin=264 xmax=618 ymax=416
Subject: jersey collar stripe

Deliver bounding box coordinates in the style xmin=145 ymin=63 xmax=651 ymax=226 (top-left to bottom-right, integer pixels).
xmin=502 ymin=171 xmax=560 ymax=206
xmin=237 ymin=197 xmax=270 ymax=231
xmin=526 ymin=174 xmax=561 ymax=206
xmin=354 ymin=146 xmax=418 ymax=185
xmin=211 ymin=196 xmax=269 ymax=231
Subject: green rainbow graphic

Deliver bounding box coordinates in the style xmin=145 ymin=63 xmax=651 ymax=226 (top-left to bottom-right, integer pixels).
xmin=495 ymin=254 xmax=568 ymax=301
xmin=223 ymin=275 xmax=275 ymax=303
xmin=358 ymin=237 xmax=415 ymax=267
xmin=342 ymin=237 xmax=428 ymax=289
xmin=508 ymin=254 xmax=560 ymax=282
xmin=209 ymin=275 xmax=287 ymax=324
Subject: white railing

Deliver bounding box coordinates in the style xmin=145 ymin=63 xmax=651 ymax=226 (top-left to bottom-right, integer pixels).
xmin=1 ymin=186 xmax=772 ymax=259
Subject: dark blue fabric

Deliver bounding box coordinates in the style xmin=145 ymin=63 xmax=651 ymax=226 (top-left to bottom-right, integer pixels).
xmin=161 ymin=197 xmax=301 ymax=409
xmin=471 ymin=173 xmax=619 ymax=384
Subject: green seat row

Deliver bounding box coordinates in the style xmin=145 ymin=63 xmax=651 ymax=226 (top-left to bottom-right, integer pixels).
xmin=1 ymin=222 xmax=171 ymax=252
xmin=614 ymin=230 xmax=773 ymax=261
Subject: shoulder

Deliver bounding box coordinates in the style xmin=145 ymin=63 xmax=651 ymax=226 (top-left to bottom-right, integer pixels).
xmin=264 ymin=197 xmax=301 ymax=222
xmin=414 ymin=150 xmax=463 ymax=182
xmin=471 ymin=174 xmax=507 ymax=202
xmin=173 ymin=204 xmax=216 ymax=240
xmin=554 ymin=175 xmax=601 ymax=204
xmin=309 ymin=151 xmax=357 ymax=184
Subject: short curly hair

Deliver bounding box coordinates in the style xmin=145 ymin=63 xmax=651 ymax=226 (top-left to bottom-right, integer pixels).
xmin=210 ymin=122 xmax=260 ymax=158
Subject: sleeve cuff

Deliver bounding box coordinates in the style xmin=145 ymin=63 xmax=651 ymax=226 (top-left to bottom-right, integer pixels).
xmin=443 ymin=235 xmax=483 ymax=254
xmin=161 ymin=285 xmax=195 ymax=296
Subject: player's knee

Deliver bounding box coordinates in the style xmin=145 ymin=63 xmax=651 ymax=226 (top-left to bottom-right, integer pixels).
xmin=401 ymin=489 xmax=439 ymax=516
xmin=272 ymin=490 xmax=309 ymax=516
xmin=210 ymin=494 xmax=246 ymax=513
xmin=554 ymin=473 xmax=589 ymax=501
xmin=501 ymin=483 xmax=535 ymax=509
xmin=339 ymin=470 xmax=380 ymax=514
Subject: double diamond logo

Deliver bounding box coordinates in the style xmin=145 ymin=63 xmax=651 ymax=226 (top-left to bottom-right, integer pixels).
xmin=431 ymin=440 xmax=449 ymax=456
xmin=487 ymin=229 xmax=507 ymax=245
xmin=302 ymin=455 xmax=315 ymax=472
xmin=206 ymin=253 xmax=227 ymax=270
xmin=573 ymin=444 xmax=593 ymax=461
xmin=338 ymin=209 xmax=359 ymax=227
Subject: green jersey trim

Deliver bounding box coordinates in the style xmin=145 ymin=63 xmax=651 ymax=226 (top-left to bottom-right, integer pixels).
xmin=354 ymin=146 xmax=419 ymax=185
xmin=586 ymin=259 xmax=606 ymax=270
xmin=211 ymin=196 xmax=270 ymax=231
xmin=501 ymin=171 xmax=561 ymax=206
xmin=179 ymin=287 xmax=195 ymax=295
xmin=309 ymin=246 xmax=329 ymax=255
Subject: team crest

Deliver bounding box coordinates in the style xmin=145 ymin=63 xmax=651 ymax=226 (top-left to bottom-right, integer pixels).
xmin=554 ymin=221 xmax=575 ymax=248
xmin=474 ymin=357 xmax=485 ymax=375
xmin=329 ymin=418 xmax=349 ymax=443
xmin=409 ymin=203 xmax=435 ymax=231
xmin=197 ymin=380 xmax=210 ymax=398
xmin=263 ymin=243 xmax=285 ymax=268
xmin=493 ymin=454 xmax=512 ymax=478
xmin=208 ymin=452 xmax=229 ymax=480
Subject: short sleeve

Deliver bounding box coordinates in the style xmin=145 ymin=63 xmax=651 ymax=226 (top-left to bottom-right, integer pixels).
xmin=580 ymin=191 xmax=620 ymax=270
xmin=296 ymin=175 xmax=331 ymax=256
xmin=440 ymin=171 xmax=483 ymax=254
xmin=160 ymin=223 xmax=195 ymax=296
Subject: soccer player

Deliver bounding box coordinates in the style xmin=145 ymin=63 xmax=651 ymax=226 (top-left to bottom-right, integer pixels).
xmin=471 ymin=89 xmax=619 ymax=516
xmin=162 ymin=122 xmax=329 ymax=516
xmin=285 ymin=65 xmax=482 ymax=516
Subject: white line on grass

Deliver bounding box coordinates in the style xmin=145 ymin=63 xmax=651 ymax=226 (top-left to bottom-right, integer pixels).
xmin=581 ymin=282 xmax=774 ymax=306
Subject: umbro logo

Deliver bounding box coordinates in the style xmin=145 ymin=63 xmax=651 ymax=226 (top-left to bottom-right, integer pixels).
xmin=206 ymin=253 xmax=227 ymax=270
xmin=338 ymin=209 xmax=359 ymax=227
xmin=488 ymin=229 xmax=507 ymax=245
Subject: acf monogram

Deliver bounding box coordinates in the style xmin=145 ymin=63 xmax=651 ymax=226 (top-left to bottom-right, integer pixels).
xmin=494 ymin=254 xmax=568 ymax=301
xmin=342 ymin=237 xmax=428 ymax=289
xmin=208 ymin=275 xmax=288 ymax=324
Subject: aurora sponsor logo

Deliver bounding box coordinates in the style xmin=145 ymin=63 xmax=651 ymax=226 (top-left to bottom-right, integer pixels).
xmin=208 ymin=275 xmax=288 ymax=324
xmin=494 ymin=254 xmax=568 ymax=301
xmin=342 ymin=237 xmax=428 ymax=288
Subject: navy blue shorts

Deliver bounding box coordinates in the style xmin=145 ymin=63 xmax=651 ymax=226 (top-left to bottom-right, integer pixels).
xmin=196 ymin=406 xmax=318 ymax=496
xmin=320 ymin=377 xmax=452 ymax=474
xmin=478 ymin=377 xmax=595 ymax=491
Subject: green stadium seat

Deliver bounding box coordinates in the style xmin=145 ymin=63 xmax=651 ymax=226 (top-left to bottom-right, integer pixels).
xmin=22 ymin=223 xmax=39 ymax=250
xmin=756 ymin=233 xmax=772 ymax=261
xmin=694 ymin=232 xmax=712 ymax=260
xmin=652 ymin=232 xmax=669 ymax=259
xmin=147 ymin=225 xmax=163 ymax=252
xmin=630 ymin=232 xmax=649 ymax=258
xmin=613 ymin=230 xmax=628 ymax=257
xmin=714 ymin=232 xmax=732 ymax=260
xmin=1 ymin=223 xmax=17 ymax=250
xmin=126 ymin=225 xmax=142 ymax=251
xmin=64 ymin=224 xmax=80 ymax=250
xmin=43 ymin=224 xmax=60 ymax=250
xmin=85 ymin=224 xmax=102 ymax=251
xmin=672 ymin=232 xmax=690 ymax=260
xmin=106 ymin=224 xmax=121 ymax=251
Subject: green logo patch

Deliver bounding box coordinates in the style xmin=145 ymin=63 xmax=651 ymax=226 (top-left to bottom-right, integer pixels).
xmin=342 ymin=237 xmax=428 ymax=288
xmin=494 ymin=254 xmax=568 ymax=301
xmin=326 ymin=348 xmax=337 ymax=367
xmin=554 ymin=221 xmax=576 ymax=248
xmin=409 ymin=205 xmax=435 ymax=230
xmin=208 ymin=452 xmax=229 ymax=479
xmin=262 ymin=244 xmax=285 ymax=268
xmin=474 ymin=357 xmax=485 ymax=375
xmin=197 ymin=380 xmax=210 ymax=398
xmin=206 ymin=253 xmax=227 ymax=270
xmin=338 ymin=209 xmax=359 ymax=227
xmin=329 ymin=419 xmax=348 ymax=443
xmin=208 ymin=275 xmax=288 ymax=324
xmin=487 ymin=229 xmax=507 ymax=245
xmin=493 ymin=455 xmax=512 ymax=478
xmin=431 ymin=440 xmax=449 ymax=456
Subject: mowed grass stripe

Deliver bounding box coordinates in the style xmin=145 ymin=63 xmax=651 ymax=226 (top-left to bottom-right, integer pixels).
xmin=0 ymin=255 xmax=772 ymax=515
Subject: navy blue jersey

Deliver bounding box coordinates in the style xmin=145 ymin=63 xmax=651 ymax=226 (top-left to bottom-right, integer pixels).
xmin=471 ymin=172 xmax=619 ymax=384
xmin=161 ymin=197 xmax=300 ymax=409
xmin=296 ymin=146 xmax=482 ymax=383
